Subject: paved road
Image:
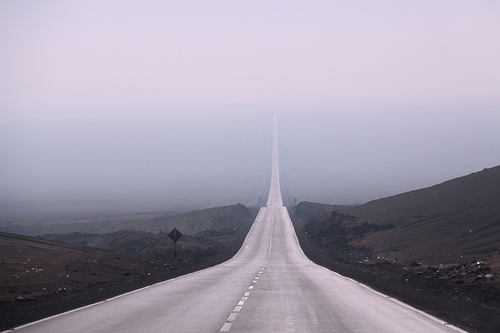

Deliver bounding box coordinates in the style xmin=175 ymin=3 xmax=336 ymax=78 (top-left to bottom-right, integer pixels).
xmin=8 ymin=114 xmax=466 ymax=332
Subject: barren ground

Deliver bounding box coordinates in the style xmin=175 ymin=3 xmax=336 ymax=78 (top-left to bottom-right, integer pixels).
xmin=0 ymin=226 xmax=248 ymax=331
xmin=290 ymin=208 xmax=500 ymax=333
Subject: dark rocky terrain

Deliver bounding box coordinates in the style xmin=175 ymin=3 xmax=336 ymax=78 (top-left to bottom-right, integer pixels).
xmin=0 ymin=204 xmax=256 ymax=330
xmin=340 ymin=166 xmax=500 ymax=265
xmin=290 ymin=166 xmax=500 ymax=333
xmin=2 ymin=167 xmax=500 ymax=331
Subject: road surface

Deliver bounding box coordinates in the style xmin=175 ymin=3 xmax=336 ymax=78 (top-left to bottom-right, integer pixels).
xmin=7 ymin=114 xmax=466 ymax=332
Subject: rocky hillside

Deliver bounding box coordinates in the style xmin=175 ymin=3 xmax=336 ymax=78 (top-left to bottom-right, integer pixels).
xmin=40 ymin=203 xmax=256 ymax=259
xmin=342 ymin=166 xmax=500 ymax=224
xmin=291 ymin=166 xmax=500 ymax=332
xmin=135 ymin=203 xmax=253 ymax=235
xmin=337 ymin=165 xmax=500 ymax=265
xmin=0 ymin=203 xmax=254 ymax=237
xmin=289 ymin=201 xmax=339 ymax=227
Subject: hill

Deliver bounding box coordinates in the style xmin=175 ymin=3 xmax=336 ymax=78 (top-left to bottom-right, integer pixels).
xmin=343 ymin=166 xmax=500 ymax=223
xmin=134 ymin=203 xmax=254 ymax=235
xmin=288 ymin=201 xmax=349 ymax=227
xmin=339 ymin=165 xmax=500 ymax=265
xmin=291 ymin=166 xmax=500 ymax=332
xmin=39 ymin=203 xmax=256 ymax=260
xmin=0 ymin=203 xmax=254 ymax=237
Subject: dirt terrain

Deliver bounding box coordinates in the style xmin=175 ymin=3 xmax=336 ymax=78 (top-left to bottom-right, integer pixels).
xmin=0 ymin=205 xmax=256 ymax=331
xmin=294 ymin=235 xmax=500 ymax=333
xmin=2 ymin=167 xmax=499 ymax=331
xmin=340 ymin=166 xmax=500 ymax=265
xmin=290 ymin=165 xmax=500 ymax=333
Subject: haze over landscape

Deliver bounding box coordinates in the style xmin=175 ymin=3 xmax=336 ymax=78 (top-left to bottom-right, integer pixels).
xmin=2 ymin=3 xmax=500 ymax=331
xmin=1 ymin=1 xmax=500 ymax=217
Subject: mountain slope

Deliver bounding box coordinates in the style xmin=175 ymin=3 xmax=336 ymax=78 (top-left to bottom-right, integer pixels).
xmin=355 ymin=200 xmax=500 ymax=264
xmin=343 ymin=166 xmax=500 ymax=226
xmin=334 ymin=165 xmax=500 ymax=264
xmin=291 ymin=167 xmax=500 ymax=332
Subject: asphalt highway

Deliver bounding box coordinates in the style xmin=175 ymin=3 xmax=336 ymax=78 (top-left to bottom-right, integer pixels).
xmin=7 ymin=115 xmax=467 ymax=332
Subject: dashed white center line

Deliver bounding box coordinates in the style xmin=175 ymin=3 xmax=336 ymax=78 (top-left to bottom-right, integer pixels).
xmin=220 ymin=265 xmax=268 ymax=331
xmin=220 ymin=216 xmax=274 ymax=331
xmin=220 ymin=322 xmax=232 ymax=331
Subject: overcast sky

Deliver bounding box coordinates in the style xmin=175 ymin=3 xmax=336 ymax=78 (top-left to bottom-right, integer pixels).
xmin=1 ymin=1 xmax=500 ymax=215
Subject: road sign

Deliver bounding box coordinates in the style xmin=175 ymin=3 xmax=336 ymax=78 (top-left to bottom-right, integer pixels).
xmin=168 ymin=228 xmax=182 ymax=260
xmin=168 ymin=228 xmax=182 ymax=242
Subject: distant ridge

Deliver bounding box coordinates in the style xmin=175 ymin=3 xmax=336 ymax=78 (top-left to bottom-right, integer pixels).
xmin=138 ymin=203 xmax=252 ymax=235
xmin=0 ymin=203 xmax=253 ymax=237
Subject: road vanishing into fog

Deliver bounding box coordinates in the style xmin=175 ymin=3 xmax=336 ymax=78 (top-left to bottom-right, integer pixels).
xmin=8 ymin=115 xmax=466 ymax=332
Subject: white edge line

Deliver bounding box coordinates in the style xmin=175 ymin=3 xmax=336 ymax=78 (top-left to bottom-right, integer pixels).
xmin=220 ymin=322 xmax=232 ymax=331
xmin=281 ymin=208 xmax=468 ymax=333
xmin=5 ymin=207 xmax=267 ymax=332
xmin=6 ymin=301 xmax=105 ymax=331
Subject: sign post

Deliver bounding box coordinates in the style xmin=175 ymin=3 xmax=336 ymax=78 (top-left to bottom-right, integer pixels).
xmin=168 ymin=228 xmax=182 ymax=260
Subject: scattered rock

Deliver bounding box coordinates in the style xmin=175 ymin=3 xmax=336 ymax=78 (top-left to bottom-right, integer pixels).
xmin=15 ymin=296 xmax=36 ymax=302
xmin=409 ymin=261 xmax=423 ymax=267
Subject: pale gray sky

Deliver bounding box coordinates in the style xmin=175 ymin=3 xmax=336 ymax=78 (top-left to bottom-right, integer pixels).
xmin=1 ymin=1 xmax=500 ymax=215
